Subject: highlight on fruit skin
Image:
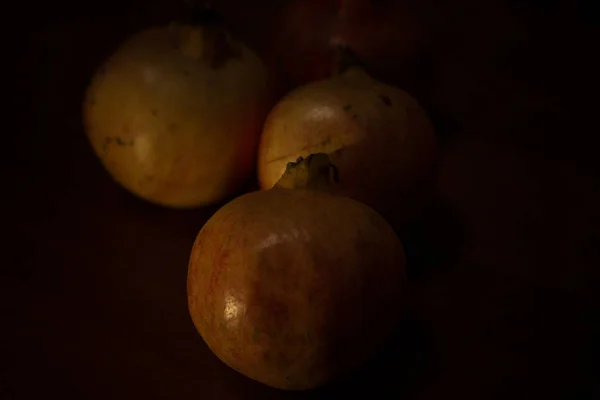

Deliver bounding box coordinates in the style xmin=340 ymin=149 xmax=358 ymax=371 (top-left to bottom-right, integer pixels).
xmin=188 ymin=153 xmax=407 ymax=390
xmin=257 ymin=65 xmax=438 ymax=227
xmin=83 ymin=22 xmax=274 ymax=208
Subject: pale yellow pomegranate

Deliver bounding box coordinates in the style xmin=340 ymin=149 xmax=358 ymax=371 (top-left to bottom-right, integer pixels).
xmin=188 ymin=154 xmax=407 ymax=390
xmin=83 ymin=23 xmax=274 ymax=208
xmin=257 ymin=66 xmax=437 ymax=226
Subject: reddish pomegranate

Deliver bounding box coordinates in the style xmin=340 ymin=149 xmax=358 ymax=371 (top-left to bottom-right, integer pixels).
xmin=212 ymin=0 xmax=426 ymax=89
xmin=271 ymin=0 xmax=426 ymax=88
xmin=188 ymin=154 xmax=406 ymax=390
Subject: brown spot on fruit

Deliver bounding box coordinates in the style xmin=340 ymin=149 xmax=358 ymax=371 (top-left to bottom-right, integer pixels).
xmin=103 ymin=136 xmax=133 ymax=147
xmin=115 ymin=137 xmax=133 ymax=146
xmin=168 ymin=123 xmax=179 ymax=133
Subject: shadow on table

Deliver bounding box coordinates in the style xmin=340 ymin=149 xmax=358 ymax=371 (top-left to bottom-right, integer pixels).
xmin=313 ymin=312 xmax=434 ymax=398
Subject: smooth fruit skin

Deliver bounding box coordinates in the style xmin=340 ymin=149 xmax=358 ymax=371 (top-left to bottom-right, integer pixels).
xmin=187 ymin=188 xmax=406 ymax=390
xmin=257 ymin=68 xmax=438 ymax=225
xmin=83 ymin=24 xmax=273 ymax=208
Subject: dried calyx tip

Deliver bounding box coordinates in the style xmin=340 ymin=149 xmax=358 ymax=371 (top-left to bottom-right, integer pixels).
xmin=275 ymin=153 xmax=339 ymax=190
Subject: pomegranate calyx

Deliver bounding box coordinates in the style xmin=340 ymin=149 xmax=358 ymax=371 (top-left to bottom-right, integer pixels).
xmin=274 ymin=153 xmax=339 ymax=191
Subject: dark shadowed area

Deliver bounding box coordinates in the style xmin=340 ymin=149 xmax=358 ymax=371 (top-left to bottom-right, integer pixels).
xmin=4 ymin=0 xmax=599 ymax=399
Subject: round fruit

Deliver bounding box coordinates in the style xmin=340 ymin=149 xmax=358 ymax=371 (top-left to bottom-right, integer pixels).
xmin=188 ymin=154 xmax=406 ymax=390
xmin=212 ymin=0 xmax=425 ymax=89
xmin=257 ymin=66 xmax=438 ymax=227
xmin=269 ymin=0 xmax=425 ymax=88
xmin=83 ymin=23 xmax=274 ymax=208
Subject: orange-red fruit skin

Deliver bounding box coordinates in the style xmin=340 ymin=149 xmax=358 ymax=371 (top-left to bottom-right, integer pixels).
xmin=188 ymin=188 xmax=406 ymax=390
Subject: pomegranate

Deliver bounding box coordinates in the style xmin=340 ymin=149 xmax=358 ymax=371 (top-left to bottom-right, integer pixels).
xmin=257 ymin=65 xmax=438 ymax=227
xmin=188 ymin=154 xmax=406 ymax=390
xmin=209 ymin=0 xmax=425 ymax=89
xmin=83 ymin=22 xmax=274 ymax=208
xmin=269 ymin=0 xmax=425 ymax=88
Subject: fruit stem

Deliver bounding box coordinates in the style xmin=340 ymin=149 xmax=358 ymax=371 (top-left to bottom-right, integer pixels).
xmin=274 ymin=153 xmax=339 ymax=192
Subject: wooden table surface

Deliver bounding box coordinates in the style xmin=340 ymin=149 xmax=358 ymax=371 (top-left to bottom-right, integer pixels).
xmin=5 ymin=1 xmax=599 ymax=398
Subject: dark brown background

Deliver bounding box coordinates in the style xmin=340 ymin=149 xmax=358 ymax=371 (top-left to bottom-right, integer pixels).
xmin=4 ymin=0 xmax=599 ymax=398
